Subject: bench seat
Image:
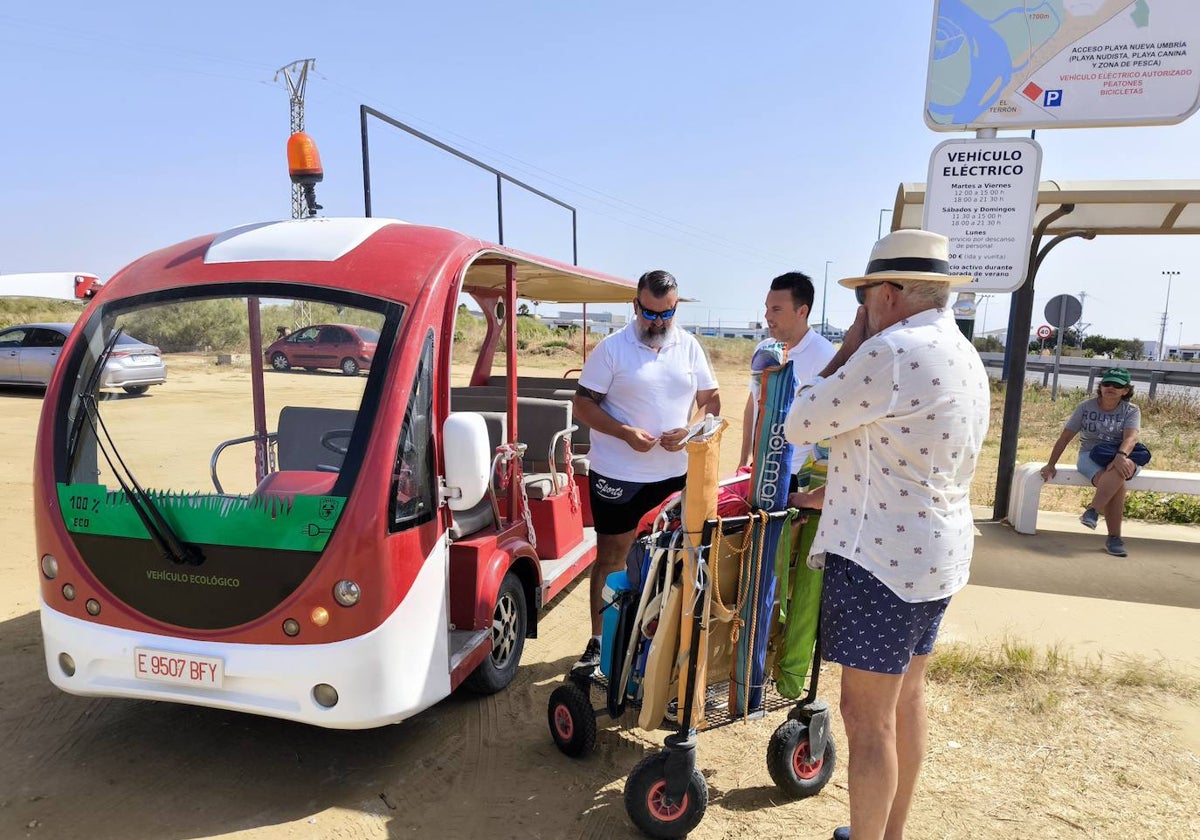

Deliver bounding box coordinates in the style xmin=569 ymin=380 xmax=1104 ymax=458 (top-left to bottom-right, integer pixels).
xmin=1008 ymin=462 xmax=1200 ymax=534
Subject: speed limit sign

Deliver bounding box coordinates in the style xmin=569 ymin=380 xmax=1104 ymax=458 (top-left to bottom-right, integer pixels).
xmin=1036 ymin=325 xmax=1053 ymax=339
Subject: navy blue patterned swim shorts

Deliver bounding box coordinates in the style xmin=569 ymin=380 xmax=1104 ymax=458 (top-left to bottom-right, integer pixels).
xmin=820 ymin=552 xmax=950 ymax=675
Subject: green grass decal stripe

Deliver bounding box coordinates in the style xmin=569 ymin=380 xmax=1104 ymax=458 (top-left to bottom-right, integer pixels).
xmin=58 ymin=484 xmax=344 ymax=551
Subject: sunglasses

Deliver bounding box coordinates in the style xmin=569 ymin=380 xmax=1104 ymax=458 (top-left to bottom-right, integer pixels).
xmin=1100 ymin=382 xmax=1127 ymax=388
xmin=854 ymin=280 xmax=904 ymax=305
xmin=636 ymin=301 xmax=676 ymax=321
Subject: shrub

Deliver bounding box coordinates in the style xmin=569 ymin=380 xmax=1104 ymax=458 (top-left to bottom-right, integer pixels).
xmin=0 ymin=298 xmax=85 ymax=326
xmin=118 ymin=299 xmax=248 ymax=352
xmin=1124 ymin=492 xmax=1200 ymax=524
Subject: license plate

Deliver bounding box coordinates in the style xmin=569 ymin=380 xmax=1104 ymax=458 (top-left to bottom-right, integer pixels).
xmin=131 ymin=354 xmax=157 ymax=365
xmin=134 ymin=647 xmax=224 ymax=688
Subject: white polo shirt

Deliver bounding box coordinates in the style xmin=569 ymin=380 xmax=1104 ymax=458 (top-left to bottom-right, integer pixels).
xmin=579 ymin=322 xmax=718 ymax=482
xmin=748 ymin=328 xmax=836 ymax=475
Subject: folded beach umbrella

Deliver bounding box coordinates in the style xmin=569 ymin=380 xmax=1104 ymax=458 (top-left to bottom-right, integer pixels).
xmin=673 ymin=416 xmax=726 ymax=729
xmin=731 ymin=361 xmax=794 ymax=715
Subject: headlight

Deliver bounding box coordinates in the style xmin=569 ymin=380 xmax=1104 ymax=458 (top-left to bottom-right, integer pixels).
xmin=333 ymin=579 xmax=361 ymax=607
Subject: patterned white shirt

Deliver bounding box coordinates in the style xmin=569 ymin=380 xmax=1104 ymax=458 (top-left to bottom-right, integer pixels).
xmin=783 ymin=308 xmax=990 ymax=603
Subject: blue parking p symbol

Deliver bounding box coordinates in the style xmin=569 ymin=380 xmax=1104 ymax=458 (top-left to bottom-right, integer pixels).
xmin=1044 ymin=89 xmax=1063 ymax=107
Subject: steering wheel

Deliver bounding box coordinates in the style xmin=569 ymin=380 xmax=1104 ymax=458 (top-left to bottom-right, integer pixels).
xmin=320 ymin=429 xmax=353 ymax=456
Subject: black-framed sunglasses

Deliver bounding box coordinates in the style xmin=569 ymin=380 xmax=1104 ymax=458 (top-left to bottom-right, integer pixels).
xmin=854 ymin=280 xmax=904 ymax=305
xmin=636 ymin=300 xmax=676 ymax=321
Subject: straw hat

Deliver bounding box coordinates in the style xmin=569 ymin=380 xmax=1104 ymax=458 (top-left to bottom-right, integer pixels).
xmin=838 ymin=229 xmax=972 ymax=289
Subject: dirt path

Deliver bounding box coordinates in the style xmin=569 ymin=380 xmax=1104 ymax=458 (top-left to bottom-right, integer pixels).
xmin=1 ymin=359 xmax=1197 ymax=840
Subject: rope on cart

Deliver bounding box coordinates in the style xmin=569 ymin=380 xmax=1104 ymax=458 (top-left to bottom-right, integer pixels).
xmin=708 ymin=516 xmax=750 ymax=626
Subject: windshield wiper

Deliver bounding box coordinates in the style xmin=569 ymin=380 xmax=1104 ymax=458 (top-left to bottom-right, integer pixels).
xmin=80 ymin=392 xmax=205 ymax=566
xmin=66 ymin=328 xmax=124 ymax=475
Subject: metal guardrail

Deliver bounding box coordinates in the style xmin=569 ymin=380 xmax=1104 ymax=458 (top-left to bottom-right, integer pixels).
xmin=979 ymin=353 xmax=1200 ymax=397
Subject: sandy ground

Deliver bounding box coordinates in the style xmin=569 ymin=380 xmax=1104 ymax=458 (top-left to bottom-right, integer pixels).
xmin=1 ymin=356 xmax=1198 ymax=840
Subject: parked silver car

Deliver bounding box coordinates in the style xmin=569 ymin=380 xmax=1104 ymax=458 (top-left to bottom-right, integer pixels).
xmin=0 ymin=323 xmax=167 ymax=394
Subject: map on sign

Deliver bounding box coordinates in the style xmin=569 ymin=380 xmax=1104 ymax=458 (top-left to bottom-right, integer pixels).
xmin=926 ymin=0 xmax=1200 ymax=130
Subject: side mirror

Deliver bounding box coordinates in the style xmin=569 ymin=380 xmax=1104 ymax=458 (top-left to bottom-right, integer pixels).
xmin=442 ymin=412 xmax=491 ymax=511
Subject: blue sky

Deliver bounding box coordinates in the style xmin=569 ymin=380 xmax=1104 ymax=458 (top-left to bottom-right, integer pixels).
xmin=1 ymin=2 xmax=1198 ymax=349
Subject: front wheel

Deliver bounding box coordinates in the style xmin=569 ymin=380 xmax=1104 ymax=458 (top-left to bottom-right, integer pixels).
xmin=463 ymin=572 xmax=526 ymax=694
xmin=340 ymin=357 xmax=360 ymax=376
xmin=624 ymin=751 xmax=708 ymax=839
xmin=547 ymin=683 xmax=596 ymax=757
xmin=766 ymin=719 xmax=836 ymax=799
xmin=122 ymin=385 xmax=150 ymax=395
xmin=270 ymin=352 xmax=291 ymax=372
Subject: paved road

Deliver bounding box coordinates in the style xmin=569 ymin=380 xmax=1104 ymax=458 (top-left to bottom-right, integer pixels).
xmin=983 ymin=367 xmax=1199 ymax=399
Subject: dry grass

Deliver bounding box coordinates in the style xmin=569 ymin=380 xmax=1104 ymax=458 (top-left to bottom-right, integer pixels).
xmin=907 ymin=639 xmax=1200 ymax=838
xmin=929 ymin=637 xmax=1198 ymax=701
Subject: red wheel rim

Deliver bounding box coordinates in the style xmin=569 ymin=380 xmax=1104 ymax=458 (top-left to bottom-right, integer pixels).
xmin=647 ymin=779 xmax=689 ymax=821
xmin=553 ymin=705 xmax=574 ymax=740
xmin=793 ymin=741 xmax=823 ymax=780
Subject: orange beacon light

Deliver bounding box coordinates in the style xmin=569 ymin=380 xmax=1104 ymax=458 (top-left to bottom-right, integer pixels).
xmin=287 ymin=132 xmax=324 ymax=216
xmin=287 ymin=132 xmax=323 ymax=183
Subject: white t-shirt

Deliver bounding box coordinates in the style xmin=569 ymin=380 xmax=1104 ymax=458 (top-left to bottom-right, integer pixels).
xmin=578 ymin=322 xmax=718 ymax=482
xmin=748 ymin=328 xmax=836 ymax=475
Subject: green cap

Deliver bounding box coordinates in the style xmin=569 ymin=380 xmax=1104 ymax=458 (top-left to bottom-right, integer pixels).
xmin=1100 ymin=367 xmax=1131 ymax=386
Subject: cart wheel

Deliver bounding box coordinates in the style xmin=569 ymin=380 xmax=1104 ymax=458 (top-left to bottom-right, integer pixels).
xmin=624 ymin=751 xmax=707 ymax=839
xmin=766 ymin=718 xmax=836 ymax=799
xmin=462 ymin=572 xmax=526 ymax=695
xmin=547 ymin=683 xmax=596 ymax=757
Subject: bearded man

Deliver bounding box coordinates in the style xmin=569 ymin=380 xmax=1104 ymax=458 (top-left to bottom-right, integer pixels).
xmin=569 ymin=269 xmax=720 ymax=675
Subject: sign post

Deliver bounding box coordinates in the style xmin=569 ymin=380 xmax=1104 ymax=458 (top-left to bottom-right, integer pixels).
xmin=1045 ymin=294 xmax=1083 ymax=400
xmin=923 ymin=137 xmax=1043 ymax=292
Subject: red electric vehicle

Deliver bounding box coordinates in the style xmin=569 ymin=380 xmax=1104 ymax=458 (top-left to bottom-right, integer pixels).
xmin=31 ymin=206 xmax=636 ymax=728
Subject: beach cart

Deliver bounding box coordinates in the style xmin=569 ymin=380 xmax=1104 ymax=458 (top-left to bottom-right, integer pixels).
xmin=547 ymin=401 xmax=836 ymax=838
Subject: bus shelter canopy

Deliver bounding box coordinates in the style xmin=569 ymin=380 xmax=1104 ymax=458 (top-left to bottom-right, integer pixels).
xmin=892 ymin=180 xmax=1200 ymax=236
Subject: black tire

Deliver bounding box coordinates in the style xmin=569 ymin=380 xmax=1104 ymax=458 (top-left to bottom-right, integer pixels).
xmin=547 ymin=683 xmax=596 ymax=757
xmin=340 ymin=357 xmax=360 ymax=376
xmin=270 ymin=352 xmax=291 ymax=372
xmin=463 ymin=572 xmax=526 ymax=694
xmin=766 ymin=719 xmax=836 ymax=799
xmin=122 ymin=385 xmax=150 ymax=395
xmin=624 ymin=751 xmax=708 ymax=839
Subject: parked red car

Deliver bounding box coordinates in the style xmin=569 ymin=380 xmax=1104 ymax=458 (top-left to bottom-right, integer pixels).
xmin=263 ymin=323 xmax=378 ymax=376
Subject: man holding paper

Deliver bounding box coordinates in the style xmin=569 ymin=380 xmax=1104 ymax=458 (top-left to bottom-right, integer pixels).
xmin=569 ymin=269 xmax=720 ymax=676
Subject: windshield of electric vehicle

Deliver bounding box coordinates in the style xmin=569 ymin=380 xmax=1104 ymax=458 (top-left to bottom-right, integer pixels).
xmin=48 ymin=287 xmax=402 ymax=628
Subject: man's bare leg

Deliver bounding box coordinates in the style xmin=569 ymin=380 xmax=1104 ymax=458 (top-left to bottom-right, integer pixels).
xmin=883 ymin=654 xmax=931 ymax=840
xmin=839 ymin=665 xmax=904 ymax=840
xmin=589 ymin=529 xmax=638 ymax=636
